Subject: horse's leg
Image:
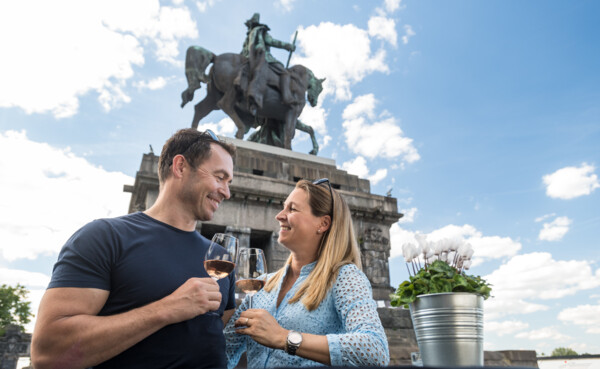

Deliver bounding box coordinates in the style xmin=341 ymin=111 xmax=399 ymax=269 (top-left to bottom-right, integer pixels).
xmin=191 ymin=88 xmax=219 ymax=129
xmin=296 ymin=119 xmax=319 ymax=155
xmin=218 ymin=93 xmax=251 ymax=139
xmin=282 ymin=108 xmax=298 ymax=150
xmin=216 ymin=88 xmax=248 ymax=138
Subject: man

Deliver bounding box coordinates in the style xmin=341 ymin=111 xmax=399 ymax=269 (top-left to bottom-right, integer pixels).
xmin=31 ymin=128 xmax=236 ymax=369
xmin=239 ymin=13 xmax=296 ymax=113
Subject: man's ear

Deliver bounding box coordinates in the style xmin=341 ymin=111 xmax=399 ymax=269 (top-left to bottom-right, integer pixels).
xmin=171 ymin=154 xmax=187 ymax=179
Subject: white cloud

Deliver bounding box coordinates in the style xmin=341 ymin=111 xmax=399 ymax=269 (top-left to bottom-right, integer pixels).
xmin=0 ymin=268 xmax=50 ymax=289
xmin=98 ymin=82 xmax=132 ymax=112
xmin=293 ymin=22 xmax=389 ymax=101
xmin=538 ymin=216 xmax=572 ymax=241
xmin=197 ymin=117 xmax=237 ymax=137
xmin=485 ymin=320 xmax=529 ymax=336
xmin=402 ymin=24 xmax=416 ymax=44
xmin=484 ymin=252 xmax=600 ymax=318
xmin=484 ymin=297 xmax=549 ymax=320
xmin=342 ymin=94 xmax=420 ymax=162
xmin=299 ymin=104 xmax=328 ymax=135
xmin=135 ymin=76 xmax=169 ymax=90
xmin=398 ymin=207 xmax=417 ymax=224
xmin=369 ymin=169 xmax=388 ymax=185
xmin=321 ymin=135 xmax=332 ymax=150
xmin=384 ymin=0 xmax=402 ymax=13
xmin=0 ymin=0 xmax=197 ymax=118
xmin=0 ymin=130 xmax=133 ymax=261
xmin=342 ymin=94 xmax=377 ymax=120
xmin=535 ymin=213 xmax=556 ymax=222
xmin=543 ymin=163 xmax=600 ymax=200
xmin=389 ymin=223 xmax=417 ymax=259
xmin=196 ymin=0 xmax=220 ymax=13
xmin=558 ymin=304 xmax=600 ymax=334
xmin=276 ymin=0 xmax=296 ymax=12
xmin=340 ymin=156 xmax=388 ymax=185
xmin=368 ymin=16 xmax=397 ymax=46
xmin=515 ymin=327 xmax=572 ymax=341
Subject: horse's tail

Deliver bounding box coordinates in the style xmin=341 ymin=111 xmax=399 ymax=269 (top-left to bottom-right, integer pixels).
xmin=181 ymin=46 xmax=216 ymax=108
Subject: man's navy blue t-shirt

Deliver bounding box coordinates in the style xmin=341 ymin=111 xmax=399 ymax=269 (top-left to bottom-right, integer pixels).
xmin=49 ymin=212 xmax=235 ymax=369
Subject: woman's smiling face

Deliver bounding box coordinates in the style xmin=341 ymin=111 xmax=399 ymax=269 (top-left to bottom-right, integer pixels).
xmin=276 ymin=188 xmax=323 ymax=251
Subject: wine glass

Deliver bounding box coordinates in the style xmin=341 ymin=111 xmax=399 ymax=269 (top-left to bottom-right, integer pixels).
xmin=204 ymin=233 xmax=238 ymax=316
xmin=236 ymin=248 xmax=267 ymax=309
xmin=204 ymin=233 xmax=239 ymax=280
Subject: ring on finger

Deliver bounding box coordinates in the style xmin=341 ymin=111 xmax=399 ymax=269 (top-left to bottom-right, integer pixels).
xmin=244 ymin=317 xmax=249 ymax=325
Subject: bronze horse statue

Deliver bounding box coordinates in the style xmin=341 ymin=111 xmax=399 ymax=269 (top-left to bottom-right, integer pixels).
xmin=181 ymin=46 xmax=324 ymax=154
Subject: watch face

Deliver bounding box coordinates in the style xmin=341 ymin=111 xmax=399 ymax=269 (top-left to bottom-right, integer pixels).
xmin=288 ymin=331 xmax=302 ymax=345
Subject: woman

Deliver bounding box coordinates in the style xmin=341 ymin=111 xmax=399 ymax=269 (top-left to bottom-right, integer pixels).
xmin=225 ymin=179 xmax=389 ymax=368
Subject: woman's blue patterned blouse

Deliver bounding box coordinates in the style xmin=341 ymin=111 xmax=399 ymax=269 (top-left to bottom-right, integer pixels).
xmin=225 ymin=262 xmax=390 ymax=368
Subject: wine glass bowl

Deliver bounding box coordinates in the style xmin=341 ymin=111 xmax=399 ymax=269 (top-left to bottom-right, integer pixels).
xmin=236 ymin=248 xmax=267 ymax=309
xmin=204 ymin=233 xmax=238 ymax=280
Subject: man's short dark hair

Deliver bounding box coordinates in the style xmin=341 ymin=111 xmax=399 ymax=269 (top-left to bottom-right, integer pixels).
xmin=158 ymin=128 xmax=236 ymax=184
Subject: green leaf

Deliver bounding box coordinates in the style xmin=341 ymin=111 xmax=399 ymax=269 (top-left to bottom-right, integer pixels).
xmin=0 ymin=284 xmax=34 ymax=332
xmin=391 ymin=260 xmax=493 ymax=305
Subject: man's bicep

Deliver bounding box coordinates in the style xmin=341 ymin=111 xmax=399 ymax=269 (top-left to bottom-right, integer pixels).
xmin=37 ymin=287 xmax=109 ymax=321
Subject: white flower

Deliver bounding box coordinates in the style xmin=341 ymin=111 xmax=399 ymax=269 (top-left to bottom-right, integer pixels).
xmin=402 ymin=243 xmax=415 ymax=262
xmin=448 ymin=237 xmax=461 ymax=252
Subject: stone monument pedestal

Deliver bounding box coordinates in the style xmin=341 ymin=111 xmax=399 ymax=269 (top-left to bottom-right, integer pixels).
xmin=124 ymin=137 xmax=412 ymax=362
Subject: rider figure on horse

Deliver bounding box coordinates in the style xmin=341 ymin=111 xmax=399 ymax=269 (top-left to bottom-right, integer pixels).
xmin=236 ymin=13 xmax=296 ymax=114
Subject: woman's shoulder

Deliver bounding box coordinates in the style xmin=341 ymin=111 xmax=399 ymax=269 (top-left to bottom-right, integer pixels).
xmin=337 ymin=263 xmax=363 ymax=275
xmin=334 ymin=263 xmax=370 ymax=286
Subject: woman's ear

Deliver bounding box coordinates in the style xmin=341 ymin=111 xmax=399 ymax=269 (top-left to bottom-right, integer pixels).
xmin=320 ymin=215 xmax=332 ymax=232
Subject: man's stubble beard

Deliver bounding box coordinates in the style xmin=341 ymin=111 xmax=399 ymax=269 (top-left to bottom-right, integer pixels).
xmin=179 ymin=175 xmax=212 ymax=222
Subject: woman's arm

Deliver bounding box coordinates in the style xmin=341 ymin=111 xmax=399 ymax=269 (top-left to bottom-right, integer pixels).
xmin=326 ymin=264 xmax=390 ymax=367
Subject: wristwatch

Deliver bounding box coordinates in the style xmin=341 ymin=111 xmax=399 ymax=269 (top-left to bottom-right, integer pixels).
xmin=285 ymin=330 xmax=303 ymax=355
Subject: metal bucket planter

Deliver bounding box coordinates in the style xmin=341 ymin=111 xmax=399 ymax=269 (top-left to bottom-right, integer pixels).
xmin=409 ymin=292 xmax=484 ymax=367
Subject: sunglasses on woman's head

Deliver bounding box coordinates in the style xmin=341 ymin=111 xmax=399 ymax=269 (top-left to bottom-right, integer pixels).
xmin=313 ymin=178 xmax=334 ymax=216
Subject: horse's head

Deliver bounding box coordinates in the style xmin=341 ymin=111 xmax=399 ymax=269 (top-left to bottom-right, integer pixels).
xmin=306 ymin=70 xmax=325 ymax=107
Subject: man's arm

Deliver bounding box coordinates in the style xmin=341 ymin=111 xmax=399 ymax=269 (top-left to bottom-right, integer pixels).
xmin=31 ymin=278 xmax=222 ymax=369
xmin=264 ymin=33 xmax=295 ymax=52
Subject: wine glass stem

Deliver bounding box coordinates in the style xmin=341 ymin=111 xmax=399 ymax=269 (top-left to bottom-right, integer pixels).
xmin=248 ymin=293 xmax=254 ymax=309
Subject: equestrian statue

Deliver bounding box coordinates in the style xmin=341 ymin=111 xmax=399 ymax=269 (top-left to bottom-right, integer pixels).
xmin=181 ymin=13 xmax=325 ymax=155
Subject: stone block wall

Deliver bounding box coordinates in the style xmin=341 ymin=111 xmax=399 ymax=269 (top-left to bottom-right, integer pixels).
xmin=0 ymin=325 xmax=31 ymax=369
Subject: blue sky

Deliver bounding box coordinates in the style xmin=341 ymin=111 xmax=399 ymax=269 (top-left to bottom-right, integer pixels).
xmin=1 ymin=0 xmax=599 ymax=356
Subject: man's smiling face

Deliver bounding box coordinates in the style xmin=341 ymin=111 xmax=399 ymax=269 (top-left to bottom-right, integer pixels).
xmin=181 ymin=143 xmax=233 ymax=221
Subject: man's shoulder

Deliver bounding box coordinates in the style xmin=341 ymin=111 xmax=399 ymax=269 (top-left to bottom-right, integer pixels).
xmin=78 ymin=212 xmax=148 ymax=235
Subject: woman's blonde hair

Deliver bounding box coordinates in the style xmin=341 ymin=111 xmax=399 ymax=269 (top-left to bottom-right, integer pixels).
xmin=264 ymin=179 xmax=362 ymax=311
